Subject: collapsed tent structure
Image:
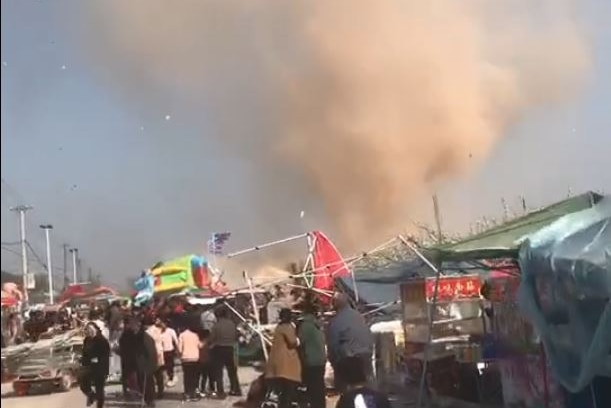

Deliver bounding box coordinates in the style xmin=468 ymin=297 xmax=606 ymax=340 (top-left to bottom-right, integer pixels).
xmin=58 ymin=284 xmax=118 ymax=304
xmin=123 ymin=195 xmax=607 ymax=407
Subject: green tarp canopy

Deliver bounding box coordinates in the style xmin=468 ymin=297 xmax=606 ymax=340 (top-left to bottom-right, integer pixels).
xmin=427 ymin=191 xmax=604 ymax=262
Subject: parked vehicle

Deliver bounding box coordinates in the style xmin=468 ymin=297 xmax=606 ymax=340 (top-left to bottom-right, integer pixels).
xmin=11 ymin=331 xmax=83 ymax=395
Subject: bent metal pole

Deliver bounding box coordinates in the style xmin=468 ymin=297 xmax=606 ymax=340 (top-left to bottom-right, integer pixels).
xmin=226 ymin=233 xmax=308 ymax=258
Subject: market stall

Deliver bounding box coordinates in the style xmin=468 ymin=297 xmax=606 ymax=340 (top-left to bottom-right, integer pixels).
xmin=411 ymin=191 xmax=604 ymax=408
xmin=400 ymin=274 xmax=490 ymax=403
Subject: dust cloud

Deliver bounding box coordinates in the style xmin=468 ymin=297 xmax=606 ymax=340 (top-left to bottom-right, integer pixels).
xmin=82 ymin=0 xmax=589 ymax=250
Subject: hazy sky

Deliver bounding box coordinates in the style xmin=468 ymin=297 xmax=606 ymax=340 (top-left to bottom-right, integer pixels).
xmin=2 ymin=1 xmax=610 ymax=289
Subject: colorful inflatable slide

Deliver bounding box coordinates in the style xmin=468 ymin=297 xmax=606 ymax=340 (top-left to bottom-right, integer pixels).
xmin=151 ymin=255 xmax=210 ymax=292
xmin=134 ymin=255 xmax=212 ymax=305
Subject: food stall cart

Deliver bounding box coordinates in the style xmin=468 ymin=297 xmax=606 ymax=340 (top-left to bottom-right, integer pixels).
xmin=401 ymin=274 xmax=488 ymax=402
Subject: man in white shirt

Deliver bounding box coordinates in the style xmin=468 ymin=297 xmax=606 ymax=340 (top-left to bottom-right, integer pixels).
xmin=144 ymin=317 xmax=166 ymax=398
xmin=89 ymin=309 xmax=109 ymax=339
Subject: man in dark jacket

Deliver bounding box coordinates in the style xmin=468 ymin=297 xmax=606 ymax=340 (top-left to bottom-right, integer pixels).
xmin=119 ymin=317 xmax=139 ymax=397
xmin=80 ymin=322 xmax=111 ymax=408
xmin=335 ymin=356 xmax=391 ymax=408
xmin=326 ymin=293 xmax=374 ymax=391
xmin=210 ymin=306 xmax=241 ymax=397
xmin=298 ymin=302 xmax=327 ymax=408
xmin=128 ymin=317 xmax=158 ymax=407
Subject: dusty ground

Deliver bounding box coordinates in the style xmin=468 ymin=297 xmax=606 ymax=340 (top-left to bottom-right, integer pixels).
xmin=1 ymin=366 xmax=351 ymax=408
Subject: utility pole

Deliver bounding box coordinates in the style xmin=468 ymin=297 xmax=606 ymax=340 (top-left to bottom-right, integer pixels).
xmin=40 ymin=225 xmax=54 ymax=304
xmin=69 ymin=248 xmax=78 ymax=284
xmin=63 ymin=244 xmax=69 ymax=289
xmin=10 ymin=205 xmax=33 ymax=302
xmin=432 ymin=194 xmax=443 ymax=244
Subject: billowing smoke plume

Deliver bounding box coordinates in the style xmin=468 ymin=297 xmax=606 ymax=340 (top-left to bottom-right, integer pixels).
xmin=83 ymin=0 xmax=589 ymax=249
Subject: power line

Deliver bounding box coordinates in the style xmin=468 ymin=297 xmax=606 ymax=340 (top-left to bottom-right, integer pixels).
xmin=1 ymin=246 xmax=22 ymax=257
xmin=25 ymin=240 xmax=47 ymax=269
xmin=1 ymin=247 xmax=64 ymax=281
xmin=2 ymin=178 xmax=98 ymax=281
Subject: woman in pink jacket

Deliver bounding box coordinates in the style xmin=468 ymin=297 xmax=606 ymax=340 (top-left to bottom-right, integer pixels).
xmin=179 ymin=322 xmax=202 ymax=401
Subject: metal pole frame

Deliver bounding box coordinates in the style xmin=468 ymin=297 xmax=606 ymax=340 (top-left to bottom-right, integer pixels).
xmin=222 ymin=300 xmax=272 ymax=346
xmin=223 ymin=236 xmax=399 ymax=297
xmin=226 ymin=233 xmax=309 ymax=258
xmin=398 ymin=235 xmax=442 ymax=408
xmin=302 ymin=232 xmax=316 ymax=288
xmin=243 ymin=270 xmax=269 ymax=361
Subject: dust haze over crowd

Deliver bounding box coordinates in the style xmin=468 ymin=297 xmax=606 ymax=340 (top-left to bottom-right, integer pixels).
xmin=81 ymin=0 xmax=589 ymax=252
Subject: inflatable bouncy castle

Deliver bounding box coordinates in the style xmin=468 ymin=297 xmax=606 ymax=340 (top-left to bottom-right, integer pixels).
xmin=134 ymin=255 xmax=213 ymax=304
xmin=151 ymin=255 xmax=211 ymax=292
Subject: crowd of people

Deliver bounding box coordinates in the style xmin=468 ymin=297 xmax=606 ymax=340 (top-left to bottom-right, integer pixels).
xmin=243 ymin=292 xmax=391 ymax=408
xmin=76 ymin=299 xmax=245 ymax=408
xmin=3 ymin=289 xmax=393 ymax=408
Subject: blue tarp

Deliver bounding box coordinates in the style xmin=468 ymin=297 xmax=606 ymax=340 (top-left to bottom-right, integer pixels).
xmin=518 ymin=196 xmax=611 ymax=393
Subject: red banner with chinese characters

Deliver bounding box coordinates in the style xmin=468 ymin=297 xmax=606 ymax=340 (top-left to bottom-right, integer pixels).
xmin=424 ymin=275 xmax=481 ymax=302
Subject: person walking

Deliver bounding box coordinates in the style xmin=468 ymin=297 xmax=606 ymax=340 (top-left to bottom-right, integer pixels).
xmin=298 ymin=302 xmax=327 ymax=408
xmin=326 ymin=293 xmax=374 ymax=392
xmin=106 ymin=301 xmax=124 ymax=382
xmin=133 ymin=318 xmax=158 ymax=407
xmin=179 ymin=321 xmax=202 ymax=401
xmin=79 ymin=322 xmax=111 ymax=408
xmin=197 ymin=329 xmax=214 ymax=397
xmin=118 ymin=316 xmax=139 ymax=397
xmin=210 ymin=306 xmax=241 ymax=397
xmin=265 ymin=308 xmax=302 ymax=408
xmin=89 ymin=309 xmax=110 ymax=339
xmin=145 ymin=317 xmax=166 ymax=398
xmin=160 ymin=320 xmax=178 ymax=387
